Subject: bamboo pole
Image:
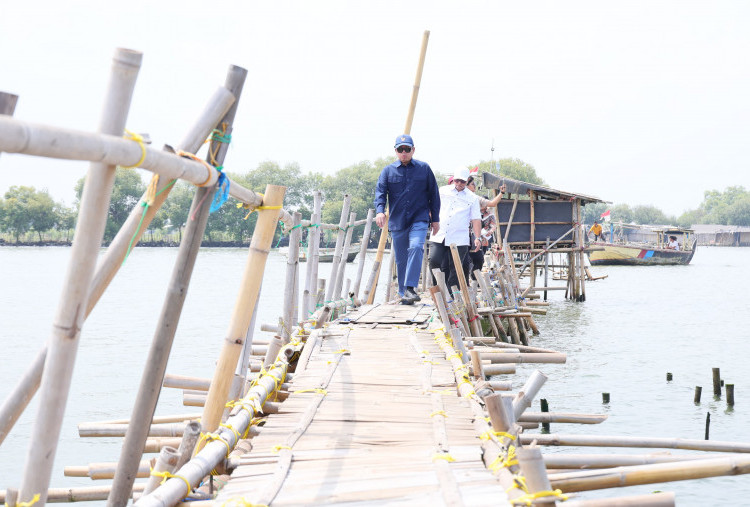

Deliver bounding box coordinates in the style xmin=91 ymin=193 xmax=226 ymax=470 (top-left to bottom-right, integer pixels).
xmin=364 ymin=215 xmax=389 ymax=304
xmin=281 ymin=212 xmax=302 ymax=344
xmin=0 ymin=90 xmax=18 ymax=156
xmin=544 ymin=452 xmax=730 ymax=469
xmin=385 ymin=240 xmax=397 ymax=300
xmin=403 ymin=30 xmax=429 ymax=133
xmin=0 ymin=85 xmax=235 ymax=448
xmin=326 ymin=195 xmax=352 ymax=302
xmin=449 ymin=244 xmax=482 ymax=336
xmin=564 ymin=492 xmax=675 ymax=507
xmin=302 ymin=191 xmax=322 ymax=319
xmin=65 ymin=460 xmax=152 ymax=480
xmin=513 ymin=370 xmax=548 ymax=420
xmin=351 ymin=208 xmax=374 ymax=304
xmin=367 ymin=30 xmax=430 ymax=304
xmin=529 ymin=192 xmax=537 ymax=288
xmin=200 ymin=184 xmax=286 ymax=434
xmin=1 ymin=485 xmax=145 ymax=504
xmin=108 ymin=65 xmax=247 ymax=506
xmin=521 ymin=433 xmax=750 ymax=452
xmin=142 ymin=446 xmax=180 ymax=495
xmin=19 ymin=48 xmax=142 ymax=505
xmin=549 ymin=455 xmax=750 ymax=493
xmin=516 ymin=447 xmax=555 ymax=504
xmin=334 ymin=211 xmax=357 ymax=300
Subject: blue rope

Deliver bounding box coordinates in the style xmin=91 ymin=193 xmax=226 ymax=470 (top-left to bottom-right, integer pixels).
xmin=209 ymin=172 xmax=230 ymax=213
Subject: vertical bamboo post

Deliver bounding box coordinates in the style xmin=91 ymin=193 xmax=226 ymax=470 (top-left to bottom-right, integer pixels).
xmin=450 ymin=244 xmax=482 ymax=336
xmin=529 ymin=192 xmax=537 ymax=288
xmin=281 ymin=212 xmax=302 ymax=344
xmin=369 ymin=30 xmax=430 ymax=304
xmin=576 ymin=200 xmax=586 ymax=302
xmin=108 ymin=65 xmax=247 ymax=506
xmin=142 ymin=446 xmax=179 ymax=495
xmin=516 ymin=447 xmax=555 ymax=504
xmin=302 ymin=191 xmax=322 ymax=319
xmin=513 ymin=370 xmax=548 ymax=420
xmin=351 ymin=208 xmax=374 ymax=304
xmin=544 ymin=237 xmax=550 ymax=301
xmin=326 ymin=195 xmax=351 ymax=302
xmin=0 ymin=86 xmax=235 ymax=448
xmin=334 ymin=211 xmax=356 ymax=300
xmin=20 ymin=48 xmax=142 ymax=505
xmin=404 ymin=30 xmax=429 ymax=133
xmin=385 ymin=243 xmax=397 ymax=300
xmin=200 ymin=184 xmax=286 ymax=434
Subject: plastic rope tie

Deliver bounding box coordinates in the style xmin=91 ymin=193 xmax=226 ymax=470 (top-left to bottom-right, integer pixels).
xmin=220 ymin=422 xmax=241 ymax=442
xmin=272 ymin=444 xmax=292 ymax=453
xmin=432 ymin=453 xmax=455 ymax=462
xmin=468 ymin=314 xmax=479 ymax=322
xmin=430 ymin=410 xmax=448 ymax=418
xmin=150 ymin=468 xmax=192 ymax=493
xmin=176 ymin=150 xmax=215 ymax=187
xmin=12 ymin=494 xmax=40 ymax=507
xmin=198 ymin=432 xmax=232 ymax=458
xmin=510 ymin=489 xmax=568 ymax=506
xmin=120 ymin=129 xmax=147 ymax=169
xmin=121 ymin=174 xmax=162 ymax=266
xmin=209 ymin=172 xmax=230 ymax=213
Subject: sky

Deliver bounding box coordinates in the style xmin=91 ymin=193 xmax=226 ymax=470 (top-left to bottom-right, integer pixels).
xmin=2 ymin=1 xmax=750 ymax=217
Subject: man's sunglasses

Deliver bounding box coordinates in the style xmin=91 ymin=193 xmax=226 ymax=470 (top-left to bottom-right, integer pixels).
xmin=396 ymin=146 xmax=412 ymax=153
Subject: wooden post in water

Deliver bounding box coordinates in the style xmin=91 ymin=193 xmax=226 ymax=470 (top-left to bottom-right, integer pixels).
xmin=694 ymin=386 xmax=702 ymax=404
xmin=19 ymin=48 xmax=142 ymax=505
xmin=712 ymin=368 xmax=721 ymax=397
xmin=200 ymin=184 xmax=286 ymax=434
xmin=108 ymin=65 xmax=247 ymax=506
xmin=326 ymin=195 xmax=351 ymax=302
xmin=351 ymin=208 xmax=374 ymax=304
xmin=727 ymin=384 xmax=735 ymax=406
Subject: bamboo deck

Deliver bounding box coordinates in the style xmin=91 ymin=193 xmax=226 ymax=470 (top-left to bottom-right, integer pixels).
xmin=214 ymin=302 xmax=511 ymax=506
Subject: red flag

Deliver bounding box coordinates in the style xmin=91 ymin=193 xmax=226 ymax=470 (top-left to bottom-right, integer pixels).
xmin=600 ymin=210 xmax=610 ymax=218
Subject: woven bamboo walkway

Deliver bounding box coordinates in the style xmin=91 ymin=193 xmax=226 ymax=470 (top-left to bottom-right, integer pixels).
xmin=214 ymin=302 xmax=510 ymax=506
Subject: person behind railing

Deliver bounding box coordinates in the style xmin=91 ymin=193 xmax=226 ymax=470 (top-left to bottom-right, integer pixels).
xmin=428 ymin=167 xmax=481 ymax=291
xmin=465 ymin=176 xmax=504 ymax=278
xmin=374 ymin=134 xmax=440 ymax=305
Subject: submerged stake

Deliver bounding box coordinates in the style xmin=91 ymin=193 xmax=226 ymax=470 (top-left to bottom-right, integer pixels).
xmin=705 ymin=412 xmax=711 ymax=440
xmin=602 ymin=392 xmax=610 ymax=404
xmin=667 ymin=372 xmax=673 ymax=381
xmin=694 ymin=386 xmax=702 ymax=404
xmin=713 ymin=368 xmax=722 ymax=397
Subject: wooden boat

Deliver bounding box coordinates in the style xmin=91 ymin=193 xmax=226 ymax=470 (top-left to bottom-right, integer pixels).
xmin=588 ymin=225 xmax=697 ymax=266
xmin=292 ymin=245 xmax=360 ymax=263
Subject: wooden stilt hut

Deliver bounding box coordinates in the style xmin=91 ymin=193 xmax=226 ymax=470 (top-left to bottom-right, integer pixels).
xmin=481 ymin=173 xmax=605 ymax=302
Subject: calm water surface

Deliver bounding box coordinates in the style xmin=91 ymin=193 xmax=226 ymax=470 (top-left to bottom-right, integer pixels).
xmin=0 ymin=246 xmax=748 ymax=505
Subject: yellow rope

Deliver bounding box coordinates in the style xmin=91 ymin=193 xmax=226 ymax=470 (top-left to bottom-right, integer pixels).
xmin=198 ymin=432 xmax=232 ymax=457
xmin=121 ymin=129 xmax=146 ymax=169
xmin=430 ymin=410 xmax=448 ymax=418
xmin=272 ymin=444 xmax=292 ymax=453
xmin=510 ymin=489 xmax=568 ymax=505
xmin=334 ymin=349 xmax=351 ymax=355
xmin=221 ymin=499 xmax=269 ymax=507
xmin=295 ymin=388 xmax=328 ymax=395
xmin=220 ymin=422 xmax=240 ymax=442
xmin=505 ymin=474 xmax=529 ymax=495
xmin=10 ymin=493 xmax=40 ymax=507
xmin=150 ymin=468 xmax=192 ymax=494
xmin=480 ymin=430 xmax=516 ymax=441
xmin=432 ymin=453 xmax=456 ymax=462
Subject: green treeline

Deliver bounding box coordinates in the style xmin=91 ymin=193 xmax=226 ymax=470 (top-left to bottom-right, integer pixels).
xmin=1 ymin=157 xmax=748 ymax=245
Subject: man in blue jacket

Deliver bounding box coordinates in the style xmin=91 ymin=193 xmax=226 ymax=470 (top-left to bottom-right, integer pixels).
xmin=374 ymin=134 xmax=440 ymax=304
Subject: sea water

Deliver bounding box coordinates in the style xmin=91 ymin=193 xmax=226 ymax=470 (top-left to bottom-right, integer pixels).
xmin=0 ymin=246 xmax=748 ymax=505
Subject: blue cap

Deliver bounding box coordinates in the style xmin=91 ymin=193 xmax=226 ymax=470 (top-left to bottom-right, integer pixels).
xmin=394 ymin=134 xmax=414 ymax=148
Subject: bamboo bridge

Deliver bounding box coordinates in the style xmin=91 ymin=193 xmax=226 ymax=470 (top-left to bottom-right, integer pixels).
xmin=4 ymin=47 xmax=750 ymax=507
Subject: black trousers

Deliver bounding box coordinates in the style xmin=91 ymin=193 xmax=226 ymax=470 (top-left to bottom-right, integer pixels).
xmin=465 ymin=248 xmax=485 ymax=279
xmin=428 ymin=241 xmax=469 ymax=291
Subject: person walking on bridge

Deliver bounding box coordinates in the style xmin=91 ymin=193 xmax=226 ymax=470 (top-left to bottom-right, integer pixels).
xmin=375 ymin=134 xmax=440 ymax=305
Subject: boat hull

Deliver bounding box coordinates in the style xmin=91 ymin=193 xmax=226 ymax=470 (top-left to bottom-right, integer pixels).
xmin=589 ymin=242 xmax=695 ymax=266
